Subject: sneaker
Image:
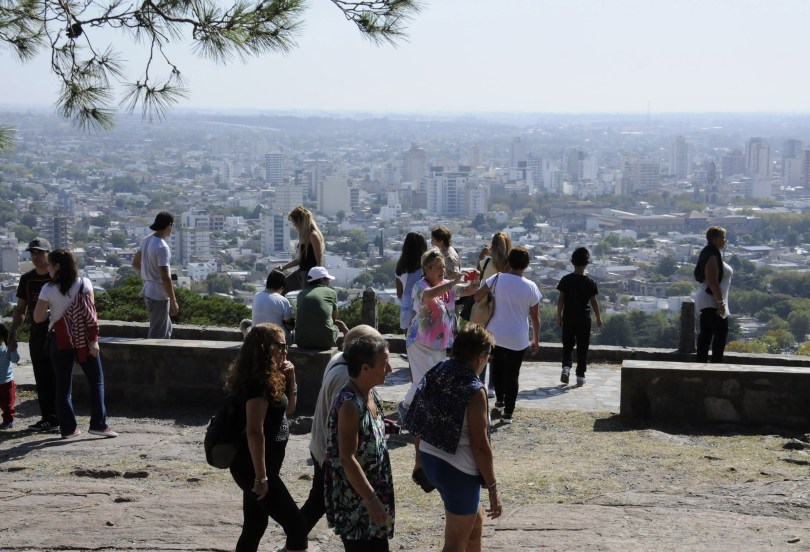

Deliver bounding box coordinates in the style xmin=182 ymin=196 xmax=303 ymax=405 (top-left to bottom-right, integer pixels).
xmin=396 ymin=401 xmax=409 ymax=423
xmin=501 ymin=417 xmax=513 ymax=424
xmin=560 ymin=366 xmax=571 ymax=384
xmin=576 ymin=376 xmax=586 ymax=386
xmin=89 ymin=427 xmax=119 ymax=438
xmin=487 ymin=388 xmax=496 ymax=399
xmin=0 ymin=420 xmax=13 ymax=430
xmin=28 ymin=419 xmax=58 ymax=433
xmin=494 ymin=401 xmax=504 ymax=410
xmin=62 ymin=428 xmax=81 ymax=439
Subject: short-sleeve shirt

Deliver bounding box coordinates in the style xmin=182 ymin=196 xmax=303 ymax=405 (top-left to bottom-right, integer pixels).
xmin=557 ymin=273 xmax=599 ymax=323
xmin=38 ymin=277 xmax=93 ymax=331
xmin=251 ymin=291 xmax=293 ymax=327
xmin=229 ymin=376 xmax=289 ymax=492
xmin=485 ymin=273 xmax=541 ymax=351
xmin=295 ymin=284 xmax=338 ymax=350
xmin=406 ymin=278 xmax=456 ymax=350
xmin=139 ymin=234 xmax=171 ymax=300
xmin=16 ymin=269 xmax=51 ymax=324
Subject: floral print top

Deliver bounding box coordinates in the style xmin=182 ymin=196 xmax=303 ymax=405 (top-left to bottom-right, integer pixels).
xmin=406 ymin=277 xmax=456 ymax=350
xmin=324 ymin=386 xmax=395 ymax=540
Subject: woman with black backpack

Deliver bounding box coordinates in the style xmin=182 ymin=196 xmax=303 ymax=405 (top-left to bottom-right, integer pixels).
xmin=224 ymin=323 xmax=308 ymax=552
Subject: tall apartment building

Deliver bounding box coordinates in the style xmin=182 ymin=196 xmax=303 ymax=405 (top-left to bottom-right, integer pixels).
xmin=618 ymin=157 xmax=660 ymax=195
xmin=0 ymin=236 xmax=18 ymax=273
xmin=260 ymin=212 xmax=290 ymax=254
xmin=169 ymin=210 xmax=212 ymax=264
xmin=721 ymin=150 xmax=745 ymax=177
xmin=317 ymin=170 xmax=351 ymax=216
xmin=426 ymin=170 xmax=468 ymax=216
xmin=402 ymin=143 xmax=428 ymax=184
xmin=265 ymin=152 xmax=284 ymax=185
xmin=782 ymin=139 xmax=804 ymax=161
xmin=801 ymin=149 xmax=810 ymax=188
xmin=45 ymin=214 xmax=74 ymax=250
xmin=669 ymin=136 xmax=689 ymax=178
xmin=510 ymin=137 xmax=527 ymax=169
xmin=745 ymin=138 xmax=772 ymax=178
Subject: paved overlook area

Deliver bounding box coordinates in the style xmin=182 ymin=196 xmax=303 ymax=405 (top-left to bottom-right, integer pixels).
xmin=2 ymin=345 xmax=809 ymax=551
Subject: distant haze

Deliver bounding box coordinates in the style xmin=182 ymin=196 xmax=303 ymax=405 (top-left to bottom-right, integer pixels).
xmin=3 ymin=0 xmax=810 ymax=114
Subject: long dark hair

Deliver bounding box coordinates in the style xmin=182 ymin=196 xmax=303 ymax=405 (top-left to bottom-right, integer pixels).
xmin=47 ymin=249 xmax=79 ymax=295
xmin=224 ymin=323 xmax=286 ymax=406
xmin=396 ymin=232 xmax=428 ymax=276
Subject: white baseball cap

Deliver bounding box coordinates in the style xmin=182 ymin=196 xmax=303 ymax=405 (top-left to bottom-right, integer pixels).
xmin=307 ymin=266 xmax=335 ymax=281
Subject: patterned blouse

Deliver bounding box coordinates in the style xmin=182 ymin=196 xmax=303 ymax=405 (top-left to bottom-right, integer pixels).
xmin=406 ymin=277 xmax=457 ymax=350
xmin=324 ymin=386 xmax=395 ymax=540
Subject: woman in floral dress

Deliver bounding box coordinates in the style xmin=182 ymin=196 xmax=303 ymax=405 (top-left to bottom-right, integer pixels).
xmin=324 ymin=334 xmax=394 ymax=551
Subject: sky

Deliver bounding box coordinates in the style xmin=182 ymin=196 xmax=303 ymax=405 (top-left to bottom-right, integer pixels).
xmin=3 ymin=0 xmax=810 ymax=115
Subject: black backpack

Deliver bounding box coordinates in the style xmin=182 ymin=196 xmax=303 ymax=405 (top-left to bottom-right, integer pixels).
xmin=204 ymin=395 xmax=244 ymax=469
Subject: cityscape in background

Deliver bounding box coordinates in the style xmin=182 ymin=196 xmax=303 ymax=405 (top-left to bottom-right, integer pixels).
xmin=1 ymin=109 xmax=809 ymax=351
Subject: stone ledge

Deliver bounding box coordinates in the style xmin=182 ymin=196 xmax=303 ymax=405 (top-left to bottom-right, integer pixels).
xmin=620 ymin=359 xmax=810 ymax=428
xmin=71 ymin=337 xmax=335 ymax=413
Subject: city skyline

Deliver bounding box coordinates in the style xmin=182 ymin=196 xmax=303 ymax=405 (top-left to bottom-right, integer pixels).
xmin=2 ymin=0 xmax=810 ymax=115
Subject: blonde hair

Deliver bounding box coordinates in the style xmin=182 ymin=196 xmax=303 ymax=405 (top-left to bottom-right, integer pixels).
xmin=421 ymin=247 xmax=444 ymax=272
xmin=289 ymin=205 xmax=324 ymax=262
xmin=490 ymin=232 xmax=513 ymax=273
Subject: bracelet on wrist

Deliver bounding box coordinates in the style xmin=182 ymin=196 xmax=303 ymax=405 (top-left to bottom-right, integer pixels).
xmin=485 ymin=480 xmax=497 ymax=489
xmin=254 ymin=478 xmax=268 ymax=484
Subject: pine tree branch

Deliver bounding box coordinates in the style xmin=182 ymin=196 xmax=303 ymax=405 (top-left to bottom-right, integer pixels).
xmin=0 ymin=0 xmax=420 ymax=133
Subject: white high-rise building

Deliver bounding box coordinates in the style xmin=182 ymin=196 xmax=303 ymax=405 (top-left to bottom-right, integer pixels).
xmin=274 ymin=185 xmax=304 ymax=215
xmin=317 ymin=169 xmax=351 ymax=216
xmin=265 ymin=152 xmax=284 ymax=185
xmin=0 ymin=236 xmax=18 ymax=273
xmin=427 ymin=171 xmax=467 ymax=216
xmin=670 ymin=136 xmax=689 ymax=178
xmin=619 ymin=156 xmax=660 ymax=195
xmin=260 ymin=211 xmax=292 ymax=254
xmin=402 ymin=144 xmax=428 ymax=184
xmin=510 ymin=137 xmax=527 ymax=168
xmin=745 ymin=138 xmax=772 ymax=178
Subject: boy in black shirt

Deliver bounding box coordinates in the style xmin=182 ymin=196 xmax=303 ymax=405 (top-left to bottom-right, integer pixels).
xmin=556 ymin=247 xmax=602 ymax=386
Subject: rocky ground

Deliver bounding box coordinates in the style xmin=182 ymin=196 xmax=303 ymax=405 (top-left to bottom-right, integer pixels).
xmin=2 ymin=389 xmax=810 ymax=551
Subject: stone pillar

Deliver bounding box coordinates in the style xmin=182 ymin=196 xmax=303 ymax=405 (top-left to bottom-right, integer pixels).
xmin=679 ymin=299 xmax=695 ymax=354
xmin=362 ymin=287 xmax=378 ymax=329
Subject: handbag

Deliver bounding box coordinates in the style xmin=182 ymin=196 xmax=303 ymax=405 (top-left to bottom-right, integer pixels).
xmin=460 ymin=258 xmax=490 ymax=321
xmin=469 ymin=273 xmax=498 ymax=327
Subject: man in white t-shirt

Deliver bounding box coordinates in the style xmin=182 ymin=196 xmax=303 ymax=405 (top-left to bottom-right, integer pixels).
xmin=132 ymin=211 xmax=179 ymax=338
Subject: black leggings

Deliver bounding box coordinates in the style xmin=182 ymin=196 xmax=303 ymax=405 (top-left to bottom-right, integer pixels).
xmin=491 ymin=345 xmax=527 ymax=417
xmin=236 ymin=478 xmax=308 ymax=552
xmin=341 ymin=536 xmax=390 ymax=552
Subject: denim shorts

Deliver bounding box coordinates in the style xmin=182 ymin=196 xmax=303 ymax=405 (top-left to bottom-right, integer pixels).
xmin=420 ymin=451 xmax=481 ymax=516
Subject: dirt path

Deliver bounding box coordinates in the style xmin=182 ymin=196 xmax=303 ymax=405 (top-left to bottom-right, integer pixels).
xmin=2 ymin=394 xmax=809 ymax=551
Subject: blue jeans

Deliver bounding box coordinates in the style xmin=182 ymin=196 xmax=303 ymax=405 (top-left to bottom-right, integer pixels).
xmin=50 ymin=340 xmax=108 ymax=436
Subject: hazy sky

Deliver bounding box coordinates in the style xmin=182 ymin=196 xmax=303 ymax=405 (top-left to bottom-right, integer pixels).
xmin=3 ymin=0 xmax=810 ymax=114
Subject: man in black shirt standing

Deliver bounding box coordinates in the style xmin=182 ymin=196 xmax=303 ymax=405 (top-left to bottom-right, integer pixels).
xmin=8 ymin=238 xmax=58 ymax=432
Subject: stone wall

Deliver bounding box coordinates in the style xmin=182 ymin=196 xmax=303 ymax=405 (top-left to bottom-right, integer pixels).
xmin=72 ymin=338 xmax=335 ymax=414
xmin=620 ymin=360 xmax=810 ymax=427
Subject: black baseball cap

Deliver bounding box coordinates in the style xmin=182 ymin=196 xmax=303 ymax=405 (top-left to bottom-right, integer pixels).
xmin=25 ymin=237 xmax=52 ymax=252
xmin=149 ymin=211 xmax=175 ymax=231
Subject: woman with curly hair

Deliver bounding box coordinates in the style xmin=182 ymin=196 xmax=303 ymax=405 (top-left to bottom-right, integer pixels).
xmin=225 ymin=323 xmax=308 ymax=552
xmin=278 ymin=206 xmax=325 ymax=292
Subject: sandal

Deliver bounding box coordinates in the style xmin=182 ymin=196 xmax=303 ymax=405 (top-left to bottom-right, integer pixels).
xmin=412 ymin=467 xmax=435 ymax=493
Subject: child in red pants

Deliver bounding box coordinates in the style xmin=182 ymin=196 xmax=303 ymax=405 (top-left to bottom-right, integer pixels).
xmin=0 ymin=323 xmax=20 ymax=430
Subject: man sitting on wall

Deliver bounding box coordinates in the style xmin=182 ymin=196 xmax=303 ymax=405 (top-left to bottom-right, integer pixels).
xmin=294 ymin=267 xmax=349 ymax=351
